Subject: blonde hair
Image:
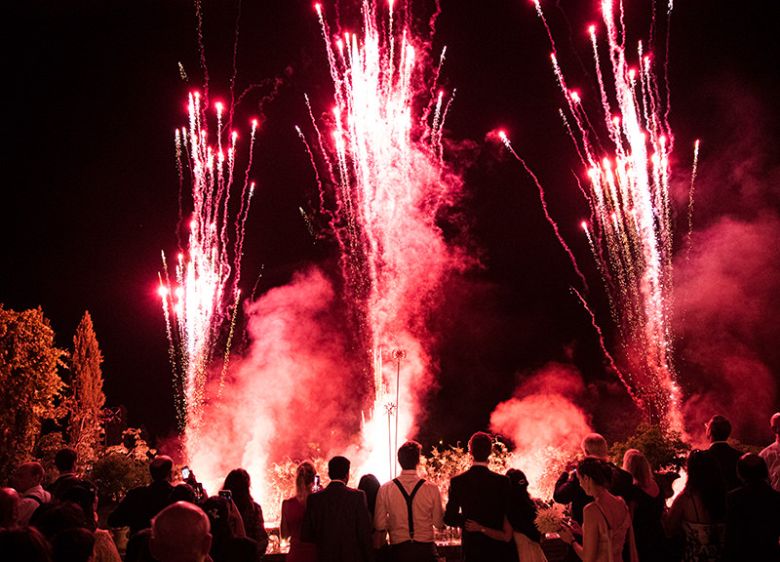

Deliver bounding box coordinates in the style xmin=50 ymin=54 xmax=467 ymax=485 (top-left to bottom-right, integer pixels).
xmin=623 ymin=449 xmax=654 ymax=489
xmin=295 ymin=461 xmax=317 ymax=502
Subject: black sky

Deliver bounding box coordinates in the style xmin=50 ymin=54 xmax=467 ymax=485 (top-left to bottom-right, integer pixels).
xmin=3 ymin=1 xmax=779 ymax=445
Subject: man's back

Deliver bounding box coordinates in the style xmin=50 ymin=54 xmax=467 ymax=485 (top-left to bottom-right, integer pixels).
xmin=301 ymin=481 xmax=372 ymax=562
xmin=708 ymin=442 xmax=742 ymax=490
xmin=374 ymin=470 xmax=444 ymax=544
xmin=108 ymin=481 xmax=174 ymax=535
xmin=723 ymin=481 xmax=780 ymax=561
xmin=444 ymin=466 xmax=512 ymax=562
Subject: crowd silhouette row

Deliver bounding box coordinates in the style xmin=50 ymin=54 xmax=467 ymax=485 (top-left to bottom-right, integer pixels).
xmin=1 ymin=412 xmax=779 ymax=562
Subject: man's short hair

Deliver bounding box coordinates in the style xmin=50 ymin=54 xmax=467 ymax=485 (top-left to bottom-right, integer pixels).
xmin=17 ymin=462 xmax=45 ymax=484
xmin=707 ymin=415 xmax=732 ymax=441
xmin=55 ymin=448 xmax=78 ymax=473
xmin=328 ymin=456 xmax=350 ymax=481
xmin=582 ymin=433 xmax=609 ymax=459
xmin=737 ymin=453 xmax=769 ymax=484
xmin=468 ymin=432 xmax=492 ymax=463
xmin=397 ymin=441 xmax=422 ymax=470
xmin=149 ymin=456 xmax=174 ymax=482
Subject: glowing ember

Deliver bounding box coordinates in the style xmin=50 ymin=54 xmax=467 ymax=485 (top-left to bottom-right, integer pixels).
xmin=159 ymin=91 xmax=257 ymax=456
xmin=502 ymin=0 xmax=689 ymax=431
xmin=302 ymin=1 xmax=461 ymax=480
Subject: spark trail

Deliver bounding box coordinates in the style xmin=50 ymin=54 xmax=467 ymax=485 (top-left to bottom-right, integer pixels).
xmin=159 ymin=92 xmax=257 ymax=455
xmin=303 ymin=0 xmax=461 ymax=479
xmin=523 ymin=0 xmax=685 ymax=430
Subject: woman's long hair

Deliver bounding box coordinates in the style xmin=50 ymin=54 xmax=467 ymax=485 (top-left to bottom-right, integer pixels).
xmin=295 ymin=461 xmax=317 ymax=503
xmin=623 ymin=449 xmax=655 ymax=491
xmin=684 ymin=450 xmax=726 ymax=521
xmin=222 ymin=468 xmax=253 ymax=512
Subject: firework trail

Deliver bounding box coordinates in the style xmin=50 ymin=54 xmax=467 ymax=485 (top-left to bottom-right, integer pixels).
xmin=521 ymin=0 xmax=685 ymax=430
xmin=159 ymin=92 xmax=257 ymax=454
xmin=302 ymin=0 xmax=460 ymax=479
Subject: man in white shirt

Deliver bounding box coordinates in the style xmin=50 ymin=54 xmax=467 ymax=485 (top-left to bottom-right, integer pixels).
xmin=11 ymin=462 xmax=51 ymax=525
xmin=374 ymin=441 xmax=444 ymax=562
xmin=759 ymin=412 xmax=780 ymax=492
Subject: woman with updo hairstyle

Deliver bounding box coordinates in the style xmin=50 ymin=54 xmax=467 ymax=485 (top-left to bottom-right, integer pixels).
xmin=560 ymin=457 xmax=639 ymax=562
xmin=280 ymin=461 xmax=317 ymax=562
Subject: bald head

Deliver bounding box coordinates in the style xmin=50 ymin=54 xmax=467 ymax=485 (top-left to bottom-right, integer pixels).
xmin=771 ymin=413 xmax=780 ymax=435
xmin=11 ymin=462 xmax=45 ymax=494
xmin=582 ymin=433 xmax=609 ymax=460
xmin=0 ymin=488 xmax=19 ymax=528
xmin=151 ymin=502 xmax=211 ymax=562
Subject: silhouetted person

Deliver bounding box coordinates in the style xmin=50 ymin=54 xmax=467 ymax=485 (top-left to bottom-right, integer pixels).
xmin=723 ymin=453 xmax=780 ymax=561
xmin=706 ymin=415 xmax=742 ymax=491
xmin=11 ymin=462 xmax=51 ymax=525
xmin=505 ymin=469 xmax=547 ymax=562
xmin=222 ymin=468 xmax=268 ymax=556
xmin=665 ymin=450 xmax=726 ymax=561
xmin=759 ymin=412 xmax=780 ymax=492
xmin=201 ymin=495 xmax=258 ymax=562
xmin=281 ymin=461 xmax=317 ymax=562
xmin=622 ymin=449 xmax=667 ymax=562
xmin=150 ymin=502 xmax=212 ymax=562
xmin=375 ymin=441 xmax=444 ymax=562
xmin=108 ymin=455 xmax=175 ymax=536
xmin=51 ymin=527 xmax=95 ymax=562
xmin=444 ymin=432 xmax=513 ymax=562
xmin=554 ymin=433 xmax=632 ymax=525
xmin=0 ymin=488 xmax=20 ymax=528
xmin=301 ymin=455 xmax=373 ymax=562
xmin=61 ymin=483 xmax=121 ymax=562
xmin=358 ymin=474 xmax=381 ymax=520
xmin=0 ymin=526 xmax=53 ymax=562
xmin=48 ymin=449 xmax=82 ymax=500
xmin=169 ymin=483 xmax=197 ymax=504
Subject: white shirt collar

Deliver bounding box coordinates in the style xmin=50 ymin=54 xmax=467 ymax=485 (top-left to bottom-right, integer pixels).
xmin=472 ymin=461 xmax=489 ymax=467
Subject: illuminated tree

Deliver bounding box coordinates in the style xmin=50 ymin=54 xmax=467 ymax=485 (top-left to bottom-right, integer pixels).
xmin=68 ymin=311 xmax=106 ymax=467
xmin=0 ymin=305 xmax=65 ymax=480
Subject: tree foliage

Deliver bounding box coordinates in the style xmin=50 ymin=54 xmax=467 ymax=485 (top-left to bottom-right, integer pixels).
xmin=610 ymin=422 xmax=690 ymax=471
xmin=68 ymin=311 xmax=106 ymax=467
xmin=0 ymin=305 xmax=65 ymax=480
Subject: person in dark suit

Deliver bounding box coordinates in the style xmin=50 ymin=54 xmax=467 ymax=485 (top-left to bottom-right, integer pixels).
xmin=108 ymin=456 xmax=175 ymax=536
xmin=706 ymin=415 xmax=743 ymax=491
xmin=723 ymin=453 xmax=780 ymax=561
xmin=48 ymin=448 xmax=84 ymax=501
xmin=444 ymin=432 xmax=514 ymax=562
xmin=554 ymin=433 xmax=633 ymax=524
xmin=301 ymin=455 xmax=373 ymax=562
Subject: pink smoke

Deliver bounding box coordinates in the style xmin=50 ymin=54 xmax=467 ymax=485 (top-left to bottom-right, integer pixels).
xmin=490 ymin=362 xmax=592 ymax=498
xmin=675 ymin=213 xmax=780 ymax=442
xmin=187 ymin=268 xmax=363 ymax=519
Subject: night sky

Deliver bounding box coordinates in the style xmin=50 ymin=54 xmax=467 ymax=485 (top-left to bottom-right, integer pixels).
xmin=4 ymin=1 xmax=779 ymax=446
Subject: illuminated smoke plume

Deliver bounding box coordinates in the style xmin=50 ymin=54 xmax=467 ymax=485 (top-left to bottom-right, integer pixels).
xmin=300 ymin=1 xmax=463 ymax=480
xmin=186 ymin=268 xmax=360 ymax=520
xmin=502 ymin=0 xmax=686 ymax=430
xmin=490 ymin=362 xmax=592 ymax=499
xmin=158 ymin=92 xmax=257 ymax=457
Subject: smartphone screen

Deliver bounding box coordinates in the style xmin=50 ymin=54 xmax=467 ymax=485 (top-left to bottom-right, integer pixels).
xmin=181 ymin=466 xmax=191 ymax=479
xmin=219 ymin=489 xmax=232 ymax=501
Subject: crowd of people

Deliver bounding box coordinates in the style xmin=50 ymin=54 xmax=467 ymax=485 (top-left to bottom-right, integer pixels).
xmin=1 ymin=412 xmax=779 ymax=562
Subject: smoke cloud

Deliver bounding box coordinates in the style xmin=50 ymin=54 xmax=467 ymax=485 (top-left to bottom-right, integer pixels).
xmin=187 ymin=268 xmax=363 ymax=514
xmin=490 ymin=362 xmax=592 ymax=498
xmin=675 ymin=213 xmax=780 ymax=442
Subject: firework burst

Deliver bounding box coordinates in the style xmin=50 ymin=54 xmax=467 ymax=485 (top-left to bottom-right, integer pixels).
xmin=159 ymin=92 xmax=257 ymax=452
xmin=503 ymin=0 xmax=690 ymax=430
xmin=302 ymin=0 xmax=460 ymax=479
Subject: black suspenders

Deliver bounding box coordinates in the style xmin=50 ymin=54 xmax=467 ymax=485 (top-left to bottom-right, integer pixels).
xmin=392 ymin=478 xmax=426 ymax=540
